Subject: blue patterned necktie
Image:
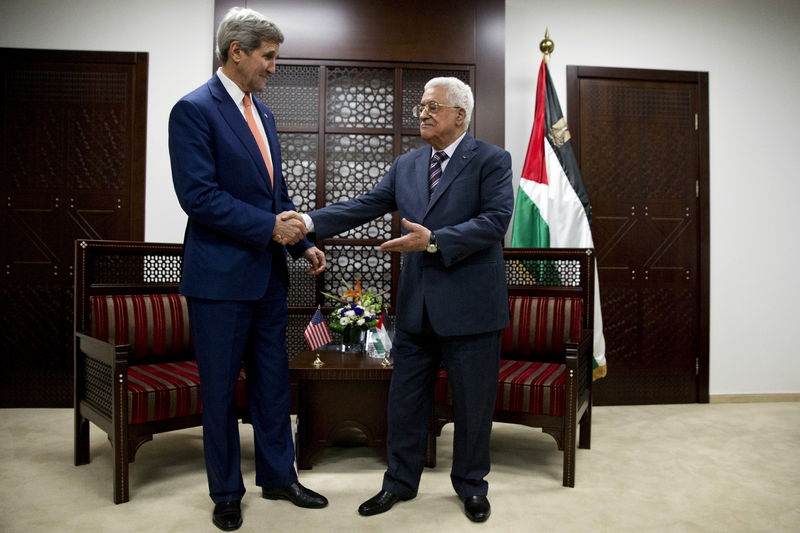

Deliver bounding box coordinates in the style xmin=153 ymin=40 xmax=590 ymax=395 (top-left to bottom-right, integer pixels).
xmin=428 ymin=150 xmax=448 ymax=196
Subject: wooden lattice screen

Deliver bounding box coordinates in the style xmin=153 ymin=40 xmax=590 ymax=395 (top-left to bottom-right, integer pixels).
xmin=261 ymin=61 xmax=474 ymax=353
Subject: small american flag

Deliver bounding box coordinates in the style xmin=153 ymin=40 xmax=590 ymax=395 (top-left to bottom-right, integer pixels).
xmin=304 ymin=308 xmax=332 ymax=350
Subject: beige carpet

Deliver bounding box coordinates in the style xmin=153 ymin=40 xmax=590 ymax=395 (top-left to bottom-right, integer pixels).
xmin=1 ymin=403 xmax=798 ymax=532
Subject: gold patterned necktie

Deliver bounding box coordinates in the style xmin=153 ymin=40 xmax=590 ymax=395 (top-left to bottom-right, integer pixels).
xmin=243 ymin=93 xmax=274 ymax=186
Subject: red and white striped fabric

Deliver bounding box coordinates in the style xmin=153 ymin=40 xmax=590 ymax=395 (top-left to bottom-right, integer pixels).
xmin=89 ymin=293 xmax=246 ymax=424
xmin=501 ymin=296 xmax=583 ymax=357
xmin=91 ymin=294 xmax=192 ymax=359
xmin=435 ymin=296 xmax=583 ymax=416
xmin=127 ymin=360 xmax=246 ymax=424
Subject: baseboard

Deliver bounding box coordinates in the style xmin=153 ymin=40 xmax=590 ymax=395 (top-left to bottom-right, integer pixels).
xmin=709 ymin=393 xmax=800 ymax=403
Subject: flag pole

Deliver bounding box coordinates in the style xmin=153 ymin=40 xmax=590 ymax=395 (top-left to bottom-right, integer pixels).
xmin=540 ymin=28 xmax=554 ymax=63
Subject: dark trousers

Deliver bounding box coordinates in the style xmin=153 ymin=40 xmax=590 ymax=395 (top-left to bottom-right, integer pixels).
xmin=382 ymin=309 xmax=501 ymax=500
xmin=188 ymin=275 xmax=296 ymax=503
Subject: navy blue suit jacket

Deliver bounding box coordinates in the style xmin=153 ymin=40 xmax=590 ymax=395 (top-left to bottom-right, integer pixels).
xmin=310 ymin=134 xmax=513 ymax=336
xmin=169 ymin=75 xmax=312 ymax=300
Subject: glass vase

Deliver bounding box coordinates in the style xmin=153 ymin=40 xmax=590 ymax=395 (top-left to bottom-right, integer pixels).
xmin=340 ymin=326 xmax=365 ymax=354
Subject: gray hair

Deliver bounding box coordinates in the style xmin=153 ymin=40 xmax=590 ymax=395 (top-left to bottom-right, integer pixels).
xmin=424 ymin=77 xmax=474 ymax=128
xmin=216 ymin=7 xmax=284 ymax=64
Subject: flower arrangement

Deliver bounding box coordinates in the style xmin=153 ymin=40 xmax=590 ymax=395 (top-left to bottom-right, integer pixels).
xmin=321 ymin=279 xmax=385 ymax=334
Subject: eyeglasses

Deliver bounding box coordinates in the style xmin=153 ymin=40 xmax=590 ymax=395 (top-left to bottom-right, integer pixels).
xmin=412 ymin=101 xmax=460 ymax=117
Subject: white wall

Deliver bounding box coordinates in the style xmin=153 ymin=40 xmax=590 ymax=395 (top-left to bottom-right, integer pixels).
xmin=2 ymin=0 xmax=798 ymax=395
xmin=506 ymin=0 xmax=800 ymax=396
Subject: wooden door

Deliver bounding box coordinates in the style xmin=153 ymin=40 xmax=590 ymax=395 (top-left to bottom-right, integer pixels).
xmin=567 ymin=66 xmax=709 ymax=404
xmin=0 ymin=49 xmax=147 ymax=406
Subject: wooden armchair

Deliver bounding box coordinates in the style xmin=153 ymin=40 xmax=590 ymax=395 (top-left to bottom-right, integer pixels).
xmin=428 ymin=248 xmax=595 ymax=487
xmin=72 ymin=240 xmax=248 ymax=503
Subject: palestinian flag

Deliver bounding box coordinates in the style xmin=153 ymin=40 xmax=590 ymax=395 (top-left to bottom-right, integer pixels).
xmin=510 ymin=58 xmax=607 ymax=380
xmin=366 ymin=312 xmax=393 ymax=358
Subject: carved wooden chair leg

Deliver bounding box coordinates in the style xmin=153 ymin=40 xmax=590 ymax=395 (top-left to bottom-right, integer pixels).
xmin=128 ymin=435 xmax=153 ymax=463
xmin=425 ymin=415 xmax=437 ymax=468
xmin=542 ymin=427 xmax=564 ymax=451
xmin=579 ymin=401 xmax=592 ymax=450
xmin=562 ymin=439 xmax=576 ymax=488
xmin=74 ymin=413 xmax=90 ymax=466
xmin=112 ymin=438 xmax=131 ymax=504
xmin=563 ymin=396 xmax=578 ymax=487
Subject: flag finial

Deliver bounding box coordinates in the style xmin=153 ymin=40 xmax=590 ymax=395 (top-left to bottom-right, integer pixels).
xmin=540 ymin=28 xmax=554 ymax=62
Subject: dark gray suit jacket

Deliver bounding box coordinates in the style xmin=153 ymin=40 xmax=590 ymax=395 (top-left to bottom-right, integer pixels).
xmin=310 ymin=133 xmax=513 ymax=336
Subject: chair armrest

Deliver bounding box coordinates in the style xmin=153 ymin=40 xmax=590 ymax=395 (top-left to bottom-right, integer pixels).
xmin=565 ymin=328 xmax=593 ymax=370
xmin=76 ymin=332 xmax=130 ymax=368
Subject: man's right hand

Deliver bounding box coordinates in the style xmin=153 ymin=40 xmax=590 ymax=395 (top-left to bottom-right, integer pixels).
xmin=273 ymin=211 xmax=308 ymax=245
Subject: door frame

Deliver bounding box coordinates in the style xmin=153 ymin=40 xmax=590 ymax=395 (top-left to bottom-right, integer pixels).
xmin=566 ymin=66 xmax=709 ymax=402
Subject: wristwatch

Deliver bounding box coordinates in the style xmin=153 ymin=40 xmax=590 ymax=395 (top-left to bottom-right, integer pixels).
xmin=426 ymin=232 xmax=438 ymax=253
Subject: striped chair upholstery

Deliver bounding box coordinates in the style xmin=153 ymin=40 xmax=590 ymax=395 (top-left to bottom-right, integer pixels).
xmin=91 ymin=294 xmax=193 ymax=359
xmin=90 ymin=294 xmax=247 ymax=424
xmin=435 ymin=296 xmax=583 ymax=416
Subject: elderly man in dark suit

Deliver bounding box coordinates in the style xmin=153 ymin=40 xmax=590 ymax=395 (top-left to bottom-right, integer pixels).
xmin=303 ymin=77 xmax=513 ymax=523
xmin=168 ymin=7 xmax=327 ymax=531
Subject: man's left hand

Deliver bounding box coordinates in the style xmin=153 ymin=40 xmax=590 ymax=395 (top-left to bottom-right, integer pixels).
xmin=379 ymin=218 xmax=431 ymax=252
xmin=303 ymin=246 xmax=327 ymax=275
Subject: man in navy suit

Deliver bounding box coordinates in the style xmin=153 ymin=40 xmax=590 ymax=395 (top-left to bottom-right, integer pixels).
xmin=302 ymin=77 xmax=513 ymax=523
xmin=168 ymin=7 xmax=327 ymax=531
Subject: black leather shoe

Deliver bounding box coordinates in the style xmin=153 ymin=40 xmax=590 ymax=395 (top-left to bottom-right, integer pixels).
xmin=357 ymin=489 xmax=413 ymax=516
xmin=212 ymin=500 xmax=242 ymax=531
xmin=464 ymin=495 xmax=491 ymax=522
xmin=262 ymin=482 xmax=328 ymax=508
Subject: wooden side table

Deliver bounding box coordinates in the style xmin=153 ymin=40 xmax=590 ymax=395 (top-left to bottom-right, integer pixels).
xmin=289 ymin=349 xmax=393 ymax=469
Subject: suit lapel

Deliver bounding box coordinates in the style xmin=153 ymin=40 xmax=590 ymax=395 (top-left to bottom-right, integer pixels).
xmin=426 ymin=133 xmax=477 ymax=214
xmin=208 ymin=77 xmax=273 ymax=193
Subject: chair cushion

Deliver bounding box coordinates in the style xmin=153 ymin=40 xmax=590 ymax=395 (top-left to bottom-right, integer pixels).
xmin=127 ymin=360 xmax=247 ymax=424
xmin=501 ymin=296 xmax=583 ymax=358
xmin=91 ymin=294 xmax=192 ymax=359
xmin=435 ymin=296 xmax=580 ymax=416
xmin=435 ymin=360 xmax=567 ymax=416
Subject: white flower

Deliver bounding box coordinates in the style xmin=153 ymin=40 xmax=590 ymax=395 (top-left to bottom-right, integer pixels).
xmin=356 ymin=318 xmax=365 ymax=326
xmin=339 ymin=317 xmax=349 ymax=326
xmin=345 ymin=310 xmax=356 ymax=317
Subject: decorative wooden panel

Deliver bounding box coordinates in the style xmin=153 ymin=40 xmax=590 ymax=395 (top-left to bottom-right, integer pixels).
xmin=216 ymin=0 xmax=505 ymax=147
xmin=0 ymin=49 xmax=147 ymax=406
xmin=326 ymin=67 xmax=394 ymax=129
xmin=260 ymin=62 xmax=473 ymax=322
xmin=214 ymin=0 xmax=504 ymax=351
xmin=262 ymin=65 xmax=320 ymax=129
xmin=324 ymin=133 xmax=394 ymax=239
xmin=568 ymin=67 xmax=709 ymax=405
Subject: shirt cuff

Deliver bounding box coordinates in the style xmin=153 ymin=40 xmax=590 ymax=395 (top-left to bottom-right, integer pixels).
xmin=302 ymin=213 xmax=315 ymax=232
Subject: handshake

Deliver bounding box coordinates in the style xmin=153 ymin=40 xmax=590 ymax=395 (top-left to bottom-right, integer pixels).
xmin=272 ymin=211 xmax=308 ymax=245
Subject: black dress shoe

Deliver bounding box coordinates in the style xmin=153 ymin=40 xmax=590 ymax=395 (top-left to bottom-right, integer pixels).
xmin=464 ymin=495 xmax=491 ymax=523
xmin=212 ymin=500 xmax=242 ymax=531
xmin=357 ymin=489 xmax=413 ymax=516
xmin=262 ymin=482 xmax=328 ymax=508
